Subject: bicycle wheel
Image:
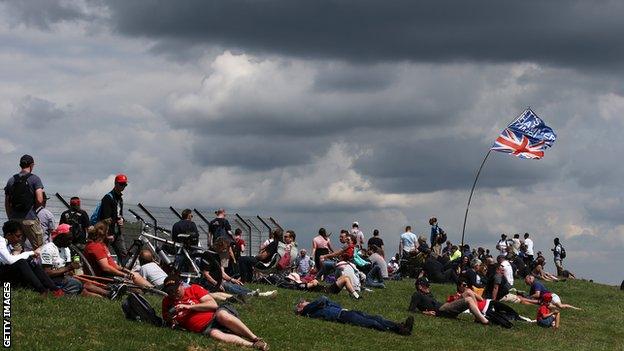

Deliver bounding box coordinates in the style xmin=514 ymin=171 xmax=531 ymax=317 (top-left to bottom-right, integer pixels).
xmin=69 ymin=244 xmax=95 ymax=276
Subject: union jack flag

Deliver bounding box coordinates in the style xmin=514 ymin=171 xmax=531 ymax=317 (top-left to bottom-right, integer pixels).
xmin=491 ymin=109 xmax=557 ymax=159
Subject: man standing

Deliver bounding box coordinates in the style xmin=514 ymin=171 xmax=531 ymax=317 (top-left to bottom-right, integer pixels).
xmin=367 ymin=229 xmax=384 ymax=251
xmin=35 ymin=192 xmax=55 ymax=245
xmin=399 ymin=226 xmax=418 ymax=257
xmin=350 ymin=222 xmax=365 ymax=249
xmin=209 ymin=208 xmax=232 ymax=244
xmin=97 ymin=174 xmax=128 ymax=265
xmin=496 ymin=234 xmax=510 ymax=255
xmin=172 ymin=209 xmax=199 ymax=246
xmin=523 ymin=233 xmax=534 ymax=262
xmin=4 ymin=154 xmax=45 ymax=250
xmin=552 ymin=237 xmax=565 ymax=276
xmin=59 ymin=197 xmax=90 ymax=245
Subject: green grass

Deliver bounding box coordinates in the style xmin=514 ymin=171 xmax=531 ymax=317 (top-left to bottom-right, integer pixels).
xmin=9 ymin=279 xmax=624 ymax=351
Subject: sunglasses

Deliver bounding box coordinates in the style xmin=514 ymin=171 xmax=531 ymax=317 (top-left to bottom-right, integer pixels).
xmin=118 ymin=183 xmax=128 ymax=187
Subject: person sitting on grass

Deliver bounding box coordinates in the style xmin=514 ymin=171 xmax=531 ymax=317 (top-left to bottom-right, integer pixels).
xmin=238 ymin=228 xmax=283 ymax=283
xmin=408 ymin=277 xmax=489 ymax=325
xmin=325 ymin=269 xmax=362 ymax=299
xmin=162 ymin=275 xmax=269 ymax=350
xmin=421 ymin=249 xmax=458 ymax=284
xmin=536 ymin=292 xmax=560 ymax=329
xmin=136 ymin=249 xmax=168 ymax=289
xmin=532 ymin=256 xmax=560 ymax=282
xmin=484 ymin=263 xmax=521 ymax=303
xmin=39 ymin=224 xmax=83 ymax=296
xmin=0 ymin=220 xmax=64 ymax=296
xmin=523 ymin=275 xmax=581 ymax=310
xmin=318 ymin=232 xmax=356 ymax=275
xmin=84 ymin=220 xmax=152 ymax=288
xmin=295 ymin=295 xmax=414 ymax=335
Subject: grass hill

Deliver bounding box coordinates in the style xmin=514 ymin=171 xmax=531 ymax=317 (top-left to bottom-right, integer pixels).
xmin=9 ymin=279 xmax=624 ymax=351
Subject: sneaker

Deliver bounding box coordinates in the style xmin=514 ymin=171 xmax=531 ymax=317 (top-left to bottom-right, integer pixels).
xmin=258 ymin=290 xmax=277 ymax=298
xmin=247 ymin=289 xmax=260 ymax=297
xmin=226 ymin=294 xmax=248 ymax=304
xmin=108 ymin=284 xmax=127 ymax=300
xmin=363 ymin=288 xmax=373 ymax=292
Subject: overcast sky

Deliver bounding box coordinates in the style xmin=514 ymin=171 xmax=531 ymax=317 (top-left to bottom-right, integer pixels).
xmin=0 ymin=0 xmax=622 ymax=284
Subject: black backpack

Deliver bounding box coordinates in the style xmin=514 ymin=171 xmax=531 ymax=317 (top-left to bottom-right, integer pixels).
xmin=121 ymin=292 xmax=163 ymax=327
xmin=559 ymin=245 xmax=567 ymax=259
xmin=210 ymin=219 xmax=229 ymax=242
xmin=64 ymin=210 xmax=86 ymax=243
xmin=486 ymin=308 xmax=513 ymax=329
xmin=8 ymin=174 xmax=34 ymax=213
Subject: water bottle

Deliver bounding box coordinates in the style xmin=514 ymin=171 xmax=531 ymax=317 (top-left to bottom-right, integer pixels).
xmin=72 ymin=255 xmax=84 ymax=276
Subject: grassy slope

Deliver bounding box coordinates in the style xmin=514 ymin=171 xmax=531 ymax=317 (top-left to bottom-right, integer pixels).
xmin=10 ymin=279 xmax=624 ymax=351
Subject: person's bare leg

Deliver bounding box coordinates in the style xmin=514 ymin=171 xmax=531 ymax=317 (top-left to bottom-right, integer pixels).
xmin=83 ymin=283 xmax=108 ymax=297
xmin=208 ymin=329 xmax=253 ymax=347
xmin=554 ymin=311 xmax=560 ymax=329
xmin=131 ymin=272 xmax=153 ymax=288
xmin=465 ymin=297 xmax=489 ymax=324
xmin=215 ymin=310 xmax=258 ymax=341
xmin=553 ymin=302 xmax=581 ymax=310
xmin=210 ymin=292 xmax=233 ymax=302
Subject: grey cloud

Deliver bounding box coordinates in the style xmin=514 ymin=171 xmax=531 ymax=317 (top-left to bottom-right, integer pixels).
xmin=98 ymin=0 xmax=624 ymax=69
xmin=2 ymin=0 xmax=94 ymax=29
xmin=353 ymin=133 xmax=561 ymax=193
xmin=12 ymin=95 xmax=66 ymax=128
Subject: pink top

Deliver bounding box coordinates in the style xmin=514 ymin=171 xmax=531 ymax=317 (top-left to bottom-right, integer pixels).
xmin=312 ymin=235 xmax=330 ymax=250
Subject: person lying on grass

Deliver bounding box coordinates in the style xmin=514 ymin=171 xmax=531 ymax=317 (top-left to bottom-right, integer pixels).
xmin=295 ymin=295 xmax=414 ymax=335
xmin=83 ymin=220 xmax=152 ymax=288
xmin=536 ymin=292 xmax=561 ymax=329
xmin=408 ymin=277 xmax=489 ymax=325
xmin=161 ymin=274 xmax=269 ymax=350
xmin=40 ymin=224 xmax=108 ymax=297
xmin=532 ymin=257 xmax=560 ymax=282
xmin=523 ymin=275 xmax=581 ymax=310
xmin=449 ymin=279 xmax=533 ymax=326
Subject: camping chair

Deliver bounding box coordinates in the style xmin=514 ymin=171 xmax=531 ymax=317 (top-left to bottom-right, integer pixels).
xmin=252 ymin=252 xmax=282 ymax=282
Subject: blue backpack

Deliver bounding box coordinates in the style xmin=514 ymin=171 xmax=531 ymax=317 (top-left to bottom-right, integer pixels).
xmin=90 ymin=192 xmax=114 ymax=225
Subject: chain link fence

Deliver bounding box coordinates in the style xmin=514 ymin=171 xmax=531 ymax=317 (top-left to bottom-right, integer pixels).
xmin=0 ymin=192 xmax=281 ymax=256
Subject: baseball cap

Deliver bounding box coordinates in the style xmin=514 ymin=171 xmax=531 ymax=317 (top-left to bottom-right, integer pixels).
xmin=51 ymin=224 xmax=72 ymax=240
xmin=541 ymin=292 xmax=553 ymax=304
xmin=19 ymin=154 xmax=34 ymax=167
xmin=416 ymin=277 xmax=430 ymax=287
xmin=163 ymin=275 xmax=181 ymax=295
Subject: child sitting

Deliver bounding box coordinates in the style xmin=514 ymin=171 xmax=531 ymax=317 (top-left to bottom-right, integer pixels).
xmin=536 ymin=292 xmax=560 ymax=329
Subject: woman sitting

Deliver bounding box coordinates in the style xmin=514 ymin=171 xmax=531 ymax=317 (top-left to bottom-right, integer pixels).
xmin=532 ymin=257 xmax=559 ymax=282
xmin=238 ymin=228 xmax=283 ymax=282
xmin=83 ymin=220 xmax=152 ymax=288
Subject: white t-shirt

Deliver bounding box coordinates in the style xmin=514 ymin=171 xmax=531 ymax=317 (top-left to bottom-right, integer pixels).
xmin=351 ymin=229 xmax=364 ymax=246
xmin=524 ymin=238 xmax=534 ymax=256
xmin=400 ymin=232 xmax=418 ymax=252
xmin=512 ymin=238 xmax=521 ymax=254
xmin=497 ymin=239 xmax=508 ymax=255
xmin=500 ymin=259 xmax=514 ymax=286
xmin=39 ymin=242 xmax=70 ymax=269
xmin=139 ymin=262 xmax=167 ymax=286
xmin=337 ymin=262 xmax=362 ymax=292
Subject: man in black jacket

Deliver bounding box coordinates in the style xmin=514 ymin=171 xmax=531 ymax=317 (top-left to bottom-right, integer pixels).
xmin=98 ymin=174 xmax=128 ymax=265
xmin=172 ymin=209 xmax=199 ymax=245
xmin=59 ymin=197 xmax=90 ymax=246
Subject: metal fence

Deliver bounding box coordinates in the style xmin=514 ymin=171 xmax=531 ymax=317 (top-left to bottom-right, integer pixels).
xmin=0 ymin=192 xmax=281 ymax=256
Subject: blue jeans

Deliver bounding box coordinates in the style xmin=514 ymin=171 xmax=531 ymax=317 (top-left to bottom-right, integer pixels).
xmin=365 ymin=264 xmax=386 ymax=288
xmin=223 ymin=281 xmax=251 ymax=295
xmin=338 ymin=310 xmax=402 ymax=333
xmin=316 ymin=260 xmax=336 ymax=279
xmin=55 ymin=276 xmax=83 ymax=295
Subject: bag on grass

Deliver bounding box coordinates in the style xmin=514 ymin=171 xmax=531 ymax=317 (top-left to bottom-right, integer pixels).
xmin=122 ymin=292 xmax=163 ymax=327
xmin=486 ymin=308 xmax=513 ymax=329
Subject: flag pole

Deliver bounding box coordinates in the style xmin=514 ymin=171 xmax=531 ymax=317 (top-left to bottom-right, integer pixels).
xmin=460 ymin=107 xmax=530 ymax=247
xmin=460 ymin=149 xmax=492 ymax=247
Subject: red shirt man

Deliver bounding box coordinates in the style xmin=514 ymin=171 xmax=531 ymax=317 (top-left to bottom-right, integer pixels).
xmin=162 ymin=283 xmax=215 ymax=333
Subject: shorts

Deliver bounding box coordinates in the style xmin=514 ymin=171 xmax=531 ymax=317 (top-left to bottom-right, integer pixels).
xmin=439 ymin=298 xmax=469 ymax=317
xmin=21 ymin=219 xmax=43 ymax=249
xmin=551 ymin=293 xmax=561 ymax=305
xmin=327 ymin=282 xmax=342 ymax=294
xmin=202 ymin=304 xmax=239 ymax=335
xmin=499 ymin=293 xmax=521 ymax=303
xmin=537 ymin=316 xmax=555 ymax=328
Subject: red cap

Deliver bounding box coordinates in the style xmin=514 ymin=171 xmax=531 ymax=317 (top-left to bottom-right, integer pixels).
xmin=541 ymin=292 xmax=553 ymax=304
xmin=51 ymin=224 xmax=72 ymax=240
xmin=115 ymin=174 xmax=128 ymax=184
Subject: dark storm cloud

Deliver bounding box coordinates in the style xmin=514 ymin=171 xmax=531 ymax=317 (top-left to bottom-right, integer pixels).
xmin=99 ymin=0 xmax=624 ymax=69
xmin=12 ymin=95 xmax=66 ymax=128
xmin=354 ymin=134 xmax=561 ymax=193
xmin=191 ymin=135 xmax=331 ymax=170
